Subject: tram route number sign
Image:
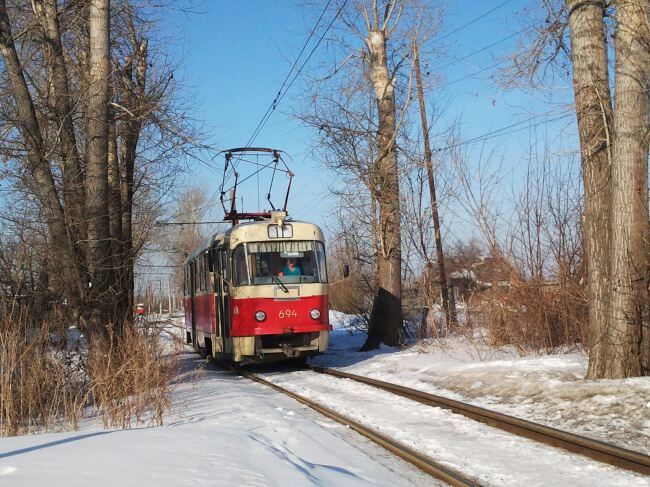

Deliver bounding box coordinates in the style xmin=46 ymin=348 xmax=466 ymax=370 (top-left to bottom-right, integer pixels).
xmin=279 ymin=309 xmax=297 ymax=319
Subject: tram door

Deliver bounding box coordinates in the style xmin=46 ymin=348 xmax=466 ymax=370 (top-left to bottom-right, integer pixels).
xmin=210 ymin=247 xmax=224 ymax=353
xmin=190 ymin=260 xmax=197 ymax=348
xmin=216 ymin=247 xmax=232 ymax=352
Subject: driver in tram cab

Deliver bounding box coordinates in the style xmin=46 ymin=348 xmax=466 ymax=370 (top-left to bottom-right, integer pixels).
xmin=279 ymin=258 xmax=301 ymax=276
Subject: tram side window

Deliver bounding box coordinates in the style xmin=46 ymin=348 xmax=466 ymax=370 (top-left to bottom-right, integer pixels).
xmin=203 ymin=253 xmax=210 ymax=290
xmin=187 ymin=266 xmax=191 ymax=295
xmin=220 ymin=249 xmax=228 ymax=280
xmin=196 ymin=257 xmax=201 ymax=291
xmin=233 ymin=245 xmax=249 ymax=286
xmin=182 ymin=267 xmax=185 ymax=295
xmin=201 ymin=255 xmax=206 ymax=291
xmin=196 ymin=257 xmax=202 ymax=291
xmin=315 ymin=241 xmax=327 ymax=282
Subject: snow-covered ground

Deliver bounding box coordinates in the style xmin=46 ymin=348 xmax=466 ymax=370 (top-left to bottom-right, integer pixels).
xmin=0 ymin=312 xmax=648 ymax=486
xmin=322 ymin=311 xmax=650 ymax=456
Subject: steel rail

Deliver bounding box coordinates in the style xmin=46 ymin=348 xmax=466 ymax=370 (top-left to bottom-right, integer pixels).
xmin=308 ymin=365 xmax=650 ymax=477
xmin=231 ymin=365 xmax=482 ymax=487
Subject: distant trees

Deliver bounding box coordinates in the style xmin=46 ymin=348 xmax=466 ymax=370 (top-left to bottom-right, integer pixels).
xmin=0 ymin=1 xmax=198 ymax=337
xmin=162 ymin=187 xmax=214 ymax=295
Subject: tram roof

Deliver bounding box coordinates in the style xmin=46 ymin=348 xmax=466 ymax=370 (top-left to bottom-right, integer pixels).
xmin=183 ymin=219 xmax=325 ymax=264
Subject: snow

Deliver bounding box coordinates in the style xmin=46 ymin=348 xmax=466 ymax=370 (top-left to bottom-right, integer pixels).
xmin=318 ymin=314 xmax=650 ymax=457
xmin=0 ymin=312 xmax=648 ymax=486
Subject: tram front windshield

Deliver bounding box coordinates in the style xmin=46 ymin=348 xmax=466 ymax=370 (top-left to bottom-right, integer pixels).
xmin=233 ymin=241 xmax=327 ymax=286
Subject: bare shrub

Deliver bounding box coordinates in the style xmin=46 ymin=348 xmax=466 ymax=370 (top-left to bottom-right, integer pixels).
xmin=86 ymin=323 xmax=179 ymax=429
xmin=0 ymin=301 xmax=179 ymax=436
xmin=477 ymin=278 xmax=587 ymax=353
xmin=0 ymin=305 xmax=85 ymax=435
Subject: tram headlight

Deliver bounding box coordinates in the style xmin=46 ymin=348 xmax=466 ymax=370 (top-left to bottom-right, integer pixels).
xmin=255 ymin=310 xmax=266 ymax=322
xmin=310 ymin=308 xmax=321 ymax=320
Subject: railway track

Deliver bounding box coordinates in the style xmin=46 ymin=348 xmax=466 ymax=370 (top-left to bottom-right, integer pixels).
xmin=307 ymin=364 xmax=650 ymax=477
xmin=232 ymin=364 xmax=481 ymax=487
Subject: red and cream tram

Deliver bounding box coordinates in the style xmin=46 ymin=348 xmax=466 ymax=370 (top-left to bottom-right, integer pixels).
xmin=183 ymin=210 xmax=330 ymax=362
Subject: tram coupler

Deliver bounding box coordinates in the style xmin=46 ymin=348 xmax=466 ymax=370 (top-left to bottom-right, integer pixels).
xmin=282 ymin=344 xmax=300 ymax=358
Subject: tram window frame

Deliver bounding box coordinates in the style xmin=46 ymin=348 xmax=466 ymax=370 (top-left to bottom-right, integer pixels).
xmin=233 ymin=240 xmax=327 ymax=286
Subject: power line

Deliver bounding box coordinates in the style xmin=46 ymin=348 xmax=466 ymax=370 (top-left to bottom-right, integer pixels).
xmin=437 ymin=29 xmax=523 ymax=72
xmin=435 ymin=111 xmax=574 ymax=152
xmin=437 ymin=59 xmax=508 ymax=90
xmin=138 ymin=264 xmax=180 ymax=268
xmin=436 ymin=0 xmax=516 ymax=43
xmin=243 ymin=0 xmax=335 ymax=149
xmin=213 ymin=1 xmax=350 ymax=218
xmin=290 ymin=112 xmax=574 ymax=218
xmin=243 ymin=0 xmax=349 ymax=149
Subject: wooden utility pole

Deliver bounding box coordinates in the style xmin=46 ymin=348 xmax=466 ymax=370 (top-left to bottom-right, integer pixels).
xmin=412 ymin=37 xmax=456 ymax=328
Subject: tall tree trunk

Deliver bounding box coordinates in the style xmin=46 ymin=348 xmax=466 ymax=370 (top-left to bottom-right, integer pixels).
xmin=566 ymin=0 xmax=614 ymax=379
xmin=0 ymin=0 xmax=85 ymax=306
xmin=608 ymin=0 xmax=650 ymax=377
xmin=362 ymin=26 xmax=402 ymax=349
xmin=108 ymin=115 xmax=128 ymax=323
xmin=119 ymin=36 xmax=148 ymax=318
xmin=86 ymin=0 xmax=112 ymax=332
xmin=32 ymin=0 xmax=87 ymax=270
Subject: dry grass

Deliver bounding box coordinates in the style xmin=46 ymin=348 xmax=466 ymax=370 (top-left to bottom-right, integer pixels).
xmin=0 ymin=303 xmax=180 ymax=436
xmin=476 ymin=279 xmax=588 ymax=353
xmin=86 ymin=323 xmax=179 ymax=429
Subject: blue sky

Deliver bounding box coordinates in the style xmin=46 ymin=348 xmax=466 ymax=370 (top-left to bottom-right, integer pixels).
xmin=164 ymin=0 xmax=577 ymax=240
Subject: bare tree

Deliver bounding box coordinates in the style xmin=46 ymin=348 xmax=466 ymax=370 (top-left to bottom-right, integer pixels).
xmin=162 ymin=187 xmax=213 ymax=291
xmin=300 ymin=0 xmax=440 ymax=349
xmin=359 ymin=0 xmax=404 ymax=348
xmin=0 ymin=1 xmax=203 ymax=337
xmin=86 ymin=0 xmax=112 ymax=332
xmin=509 ymin=0 xmax=649 ymax=377
xmin=608 ymin=0 xmax=650 ymax=377
xmin=0 ymin=0 xmax=85 ymax=305
xmin=565 ymin=0 xmax=614 ymax=378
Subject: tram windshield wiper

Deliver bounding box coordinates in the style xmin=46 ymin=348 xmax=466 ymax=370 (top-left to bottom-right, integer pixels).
xmin=272 ymin=275 xmax=289 ymax=293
